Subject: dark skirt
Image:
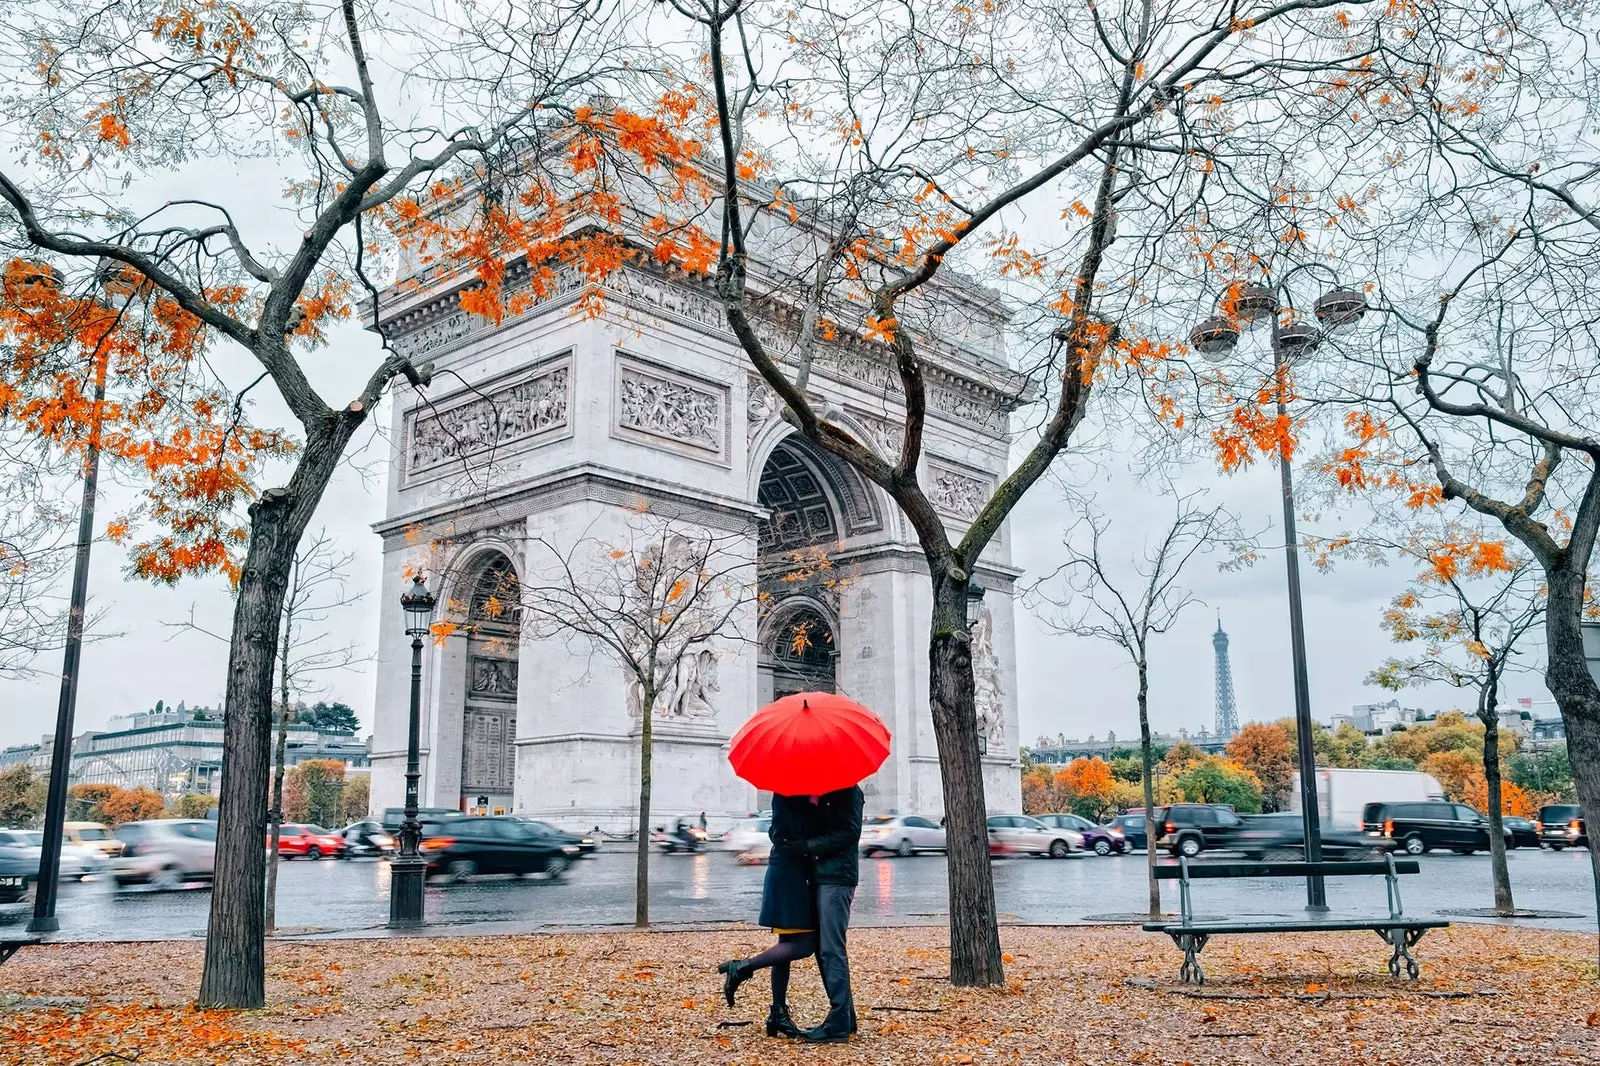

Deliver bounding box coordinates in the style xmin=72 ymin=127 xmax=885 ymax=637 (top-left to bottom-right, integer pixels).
xmin=757 ymin=850 xmax=816 ymax=930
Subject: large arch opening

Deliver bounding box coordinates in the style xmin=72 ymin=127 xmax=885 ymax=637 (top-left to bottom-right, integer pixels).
xmin=756 ymin=436 xmax=848 ymax=701
xmin=460 ymin=552 xmax=521 ymax=814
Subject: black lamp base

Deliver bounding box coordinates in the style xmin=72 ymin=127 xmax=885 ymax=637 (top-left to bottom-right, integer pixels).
xmin=388 ymin=857 xmax=427 ymax=928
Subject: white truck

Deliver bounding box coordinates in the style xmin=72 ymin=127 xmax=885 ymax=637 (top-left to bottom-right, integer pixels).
xmin=1289 ymin=768 xmax=1445 ymax=829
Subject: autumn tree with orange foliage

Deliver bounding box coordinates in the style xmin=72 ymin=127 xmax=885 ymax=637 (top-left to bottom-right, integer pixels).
xmin=1226 ymin=723 xmax=1297 ymax=812
xmin=0 ymin=0 xmax=680 ymax=1007
xmin=1364 ymin=523 xmax=1542 ymax=914
xmin=1055 ymin=757 xmax=1118 ymax=821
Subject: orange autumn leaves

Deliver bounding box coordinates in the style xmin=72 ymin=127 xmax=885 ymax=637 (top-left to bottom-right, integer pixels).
xmin=0 ymin=259 xmax=291 ymax=584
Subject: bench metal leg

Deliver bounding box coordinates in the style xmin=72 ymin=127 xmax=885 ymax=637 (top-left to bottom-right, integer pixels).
xmin=0 ymin=942 xmax=26 ymax=967
xmin=1168 ymin=932 xmax=1209 ymax=985
xmin=1377 ymin=926 xmax=1424 ymax=980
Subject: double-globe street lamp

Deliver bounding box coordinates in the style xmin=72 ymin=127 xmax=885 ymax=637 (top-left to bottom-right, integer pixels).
xmin=389 ymin=573 xmax=437 ymax=928
xmin=1189 ymin=271 xmax=1368 ymax=912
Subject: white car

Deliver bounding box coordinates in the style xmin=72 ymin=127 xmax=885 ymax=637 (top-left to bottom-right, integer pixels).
xmin=723 ymin=816 xmax=772 ymax=864
xmin=861 ymin=815 xmax=946 ymax=857
xmin=986 ymin=815 xmax=1083 ymax=858
xmin=0 ymin=829 xmax=105 ymax=881
xmin=113 ymin=819 xmax=216 ymax=890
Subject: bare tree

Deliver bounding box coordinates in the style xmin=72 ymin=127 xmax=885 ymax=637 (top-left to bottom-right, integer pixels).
xmin=0 ymin=0 xmax=663 ymax=1005
xmin=1365 ymin=521 xmax=1543 ymax=916
xmin=1030 ymin=490 xmax=1247 ymax=917
xmin=0 ymin=430 xmax=77 ymax=676
xmin=655 ymin=0 xmax=1383 ymax=986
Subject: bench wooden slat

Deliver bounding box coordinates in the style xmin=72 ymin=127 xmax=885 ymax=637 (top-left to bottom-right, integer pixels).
xmin=1153 ymin=860 xmax=1420 ymax=880
xmin=1143 ymin=918 xmax=1449 ymax=935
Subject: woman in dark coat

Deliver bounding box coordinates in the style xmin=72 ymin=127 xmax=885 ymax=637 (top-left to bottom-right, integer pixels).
xmin=717 ymin=793 xmax=817 ymax=1037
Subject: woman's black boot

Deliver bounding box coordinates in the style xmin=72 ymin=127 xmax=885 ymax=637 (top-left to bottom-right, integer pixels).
xmin=717 ymin=960 xmax=752 ymax=1006
xmin=766 ymin=1004 xmax=803 ymax=1038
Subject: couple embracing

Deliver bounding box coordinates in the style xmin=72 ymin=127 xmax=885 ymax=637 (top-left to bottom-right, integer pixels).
xmin=718 ymin=785 xmax=864 ymax=1043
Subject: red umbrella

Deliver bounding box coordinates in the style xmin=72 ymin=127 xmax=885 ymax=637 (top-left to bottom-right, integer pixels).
xmin=729 ymin=692 xmax=890 ymax=796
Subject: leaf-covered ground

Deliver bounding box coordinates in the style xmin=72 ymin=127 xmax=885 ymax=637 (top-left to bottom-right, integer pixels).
xmin=2 ymin=924 xmax=1597 ymax=1064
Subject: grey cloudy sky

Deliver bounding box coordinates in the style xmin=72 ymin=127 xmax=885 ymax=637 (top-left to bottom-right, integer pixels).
xmin=0 ymin=317 xmax=1553 ymax=754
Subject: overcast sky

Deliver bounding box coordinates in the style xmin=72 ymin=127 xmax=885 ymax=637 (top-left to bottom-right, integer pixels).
xmin=0 ymin=311 xmax=1555 ymax=754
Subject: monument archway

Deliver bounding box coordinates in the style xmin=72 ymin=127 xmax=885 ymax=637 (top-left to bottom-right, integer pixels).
xmin=459 ymin=552 xmax=521 ymax=815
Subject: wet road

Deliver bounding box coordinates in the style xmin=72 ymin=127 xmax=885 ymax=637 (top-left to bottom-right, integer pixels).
xmin=4 ymin=845 xmax=1595 ymax=942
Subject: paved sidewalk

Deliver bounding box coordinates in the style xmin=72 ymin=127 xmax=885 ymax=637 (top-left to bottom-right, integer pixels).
xmin=2 ymin=925 xmax=1596 ymax=1064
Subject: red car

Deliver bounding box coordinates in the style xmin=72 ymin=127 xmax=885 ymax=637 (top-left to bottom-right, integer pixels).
xmin=273 ymin=824 xmax=347 ymax=860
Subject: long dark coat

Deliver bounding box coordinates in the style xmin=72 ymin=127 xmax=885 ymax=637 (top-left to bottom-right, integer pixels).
xmin=757 ymin=794 xmax=817 ymax=930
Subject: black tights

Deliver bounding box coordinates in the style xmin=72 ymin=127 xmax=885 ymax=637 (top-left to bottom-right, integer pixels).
xmin=742 ymin=932 xmax=816 ymax=1006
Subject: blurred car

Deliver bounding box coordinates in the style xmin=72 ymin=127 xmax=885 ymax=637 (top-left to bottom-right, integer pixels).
xmin=0 ymin=843 xmax=32 ymax=905
xmin=1035 ymin=813 xmax=1127 ymax=856
xmin=986 ymin=815 xmax=1082 ymax=858
xmin=511 ymin=818 xmax=599 ymax=854
xmin=1109 ymin=811 xmax=1150 ymax=850
xmin=274 ymin=824 xmax=347 ymax=860
xmin=1 ymin=829 xmax=107 ymax=881
xmin=339 ymin=820 xmax=396 ymax=857
xmin=1153 ymin=804 xmax=1244 ymax=857
xmin=861 ymin=815 xmax=947 ymax=857
xmin=1501 ymin=816 xmax=1540 ymax=849
xmin=381 ymin=807 xmax=465 ymax=832
xmin=1535 ymin=804 xmax=1587 ymax=850
xmin=114 ymin=819 xmax=216 ymax=890
xmin=64 ymin=821 xmax=124 ymax=858
xmin=419 ymin=816 xmax=578 ymax=881
xmin=1224 ymin=813 xmax=1398 ymax=860
xmin=1361 ymin=801 xmax=1511 ymax=855
xmin=723 ymin=815 xmax=773 ymax=865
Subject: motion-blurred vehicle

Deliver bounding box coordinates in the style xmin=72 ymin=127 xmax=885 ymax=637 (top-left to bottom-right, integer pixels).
xmin=1109 ymin=811 xmax=1150 ymax=850
xmin=511 ymin=818 xmax=599 ymax=854
xmin=723 ymin=815 xmax=773 ymax=865
xmin=1154 ymin=804 xmax=1243 ymax=857
xmin=419 ymin=817 xmax=578 ymax=882
xmin=274 ymin=824 xmax=347 ymax=860
xmin=1035 ymin=813 xmax=1127 ymax=856
xmin=380 ymin=807 xmax=465 ymax=832
xmin=1501 ymin=816 xmax=1541 ymax=850
xmin=652 ymin=819 xmax=709 ymax=854
xmin=1290 ymin=768 xmax=1446 ymax=829
xmin=0 ymin=830 xmax=107 ymax=880
xmin=861 ymin=815 xmax=947 ymax=857
xmin=1535 ymin=804 xmax=1587 ymax=850
xmin=113 ymin=819 xmax=216 ymax=890
xmin=64 ymin=822 xmax=124 ymax=858
xmin=0 ymin=831 xmax=37 ymax=904
xmin=338 ymin=820 xmax=396 ymax=857
xmin=1225 ymin=813 xmax=1398 ymax=860
xmin=1361 ymin=801 xmax=1511 ymax=855
xmin=986 ymin=815 xmax=1082 ymax=858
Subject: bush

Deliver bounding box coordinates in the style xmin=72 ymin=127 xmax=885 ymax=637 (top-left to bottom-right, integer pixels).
xmin=0 ymin=764 xmax=46 ymax=827
xmin=173 ymin=793 xmax=219 ymax=820
xmin=1176 ymin=757 xmax=1263 ymax=814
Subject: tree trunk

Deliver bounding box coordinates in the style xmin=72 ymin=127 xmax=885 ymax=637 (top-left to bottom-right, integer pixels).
xmin=264 ymin=700 xmax=290 ymax=935
xmin=198 ymin=420 xmax=357 ymax=1009
xmin=928 ymin=572 xmax=1004 ymax=987
xmin=1479 ymin=675 xmax=1515 ymax=915
xmin=635 ymin=677 xmax=654 ymax=929
xmin=1541 ymin=566 xmax=1600 ymax=973
xmin=1137 ymin=659 xmax=1159 ymax=918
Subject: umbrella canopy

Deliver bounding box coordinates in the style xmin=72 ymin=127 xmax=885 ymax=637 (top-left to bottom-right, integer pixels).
xmin=729 ymin=692 xmax=890 ymax=796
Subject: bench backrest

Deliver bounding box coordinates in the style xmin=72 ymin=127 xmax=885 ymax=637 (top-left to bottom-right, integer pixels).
xmin=1153 ymin=859 xmax=1421 ymax=880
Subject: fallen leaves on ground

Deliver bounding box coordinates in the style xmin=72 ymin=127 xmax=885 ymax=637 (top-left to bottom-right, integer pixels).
xmin=1 ymin=924 xmax=1597 ymax=1064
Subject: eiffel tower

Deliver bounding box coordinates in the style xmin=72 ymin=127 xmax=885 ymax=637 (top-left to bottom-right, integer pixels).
xmin=1213 ymin=614 xmax=1239 ymax=739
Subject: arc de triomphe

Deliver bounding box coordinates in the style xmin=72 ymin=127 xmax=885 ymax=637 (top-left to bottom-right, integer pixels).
xmin=368 ymin=244 xmax=1025 ymax=831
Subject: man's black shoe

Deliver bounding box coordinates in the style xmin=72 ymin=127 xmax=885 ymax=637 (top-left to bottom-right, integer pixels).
xmin=802 ymin=1006 xmax=854 ymax=1043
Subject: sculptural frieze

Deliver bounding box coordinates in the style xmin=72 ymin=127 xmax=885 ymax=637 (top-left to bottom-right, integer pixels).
xmin=617 ymin=365 xmax=724 ymax=452
xmin=408 ymin=366 xmax=569 ymax=476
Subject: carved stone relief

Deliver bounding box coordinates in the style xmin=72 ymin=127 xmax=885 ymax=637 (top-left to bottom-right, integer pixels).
xmin=616 ymin=360 xmax=726 ymax=458
xmin=926 ymin=463 xmax=990 ymax=521
xmin=971 ymin=606 xmax=1005 ymax=747
xmin=468 ymin=656 xmax=519 ymax=700
xmin=747 ymin=375 xmax=779 ymax=445
xmin=408 ymin=364 xmax=569 ymax=478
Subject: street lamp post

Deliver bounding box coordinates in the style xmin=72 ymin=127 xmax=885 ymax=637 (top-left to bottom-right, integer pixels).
xmin=389 ymin=573 xmax=436 ymax=928
xmin=1190 ymin=275 xmax=1367 ymax=912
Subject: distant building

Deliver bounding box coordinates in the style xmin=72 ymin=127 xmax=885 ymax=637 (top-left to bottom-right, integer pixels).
xmin=1339 ymin=699 xmax=1428 ymax=734
xmin=1027 ymin=725 xmax=1227 ymax=765
xmin=10 ymin=708 xmax=369 ymax=796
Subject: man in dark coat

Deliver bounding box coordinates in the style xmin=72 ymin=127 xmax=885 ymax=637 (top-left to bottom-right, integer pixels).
xmin=776 ymin=785 xmax=863 ymax=1042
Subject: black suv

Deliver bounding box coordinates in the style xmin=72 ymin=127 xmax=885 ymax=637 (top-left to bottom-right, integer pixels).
xmin=1153 ymin=804 xmax=1242 ymax=857
xmin=419 ymin=816 xmax=579 ymax=881
xmin=1361 ymin=801 xmax=1508 ymax=855
xmin=1535 ymin=804 xmax=1587 ymax=850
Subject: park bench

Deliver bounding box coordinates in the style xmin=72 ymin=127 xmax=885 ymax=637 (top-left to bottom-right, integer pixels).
xmin=1142 ymin=855 xmax=1448 ymax=985
xmin=1 ymin=935 xmax=41 ymax=967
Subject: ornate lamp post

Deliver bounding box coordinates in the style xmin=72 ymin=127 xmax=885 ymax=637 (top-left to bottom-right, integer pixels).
xmin=1189 ymin=272 xmax=1367 ymax=912
xmin=389 ymin=572 xmax=436 ymax=928
xmin=966 ymin=579 xmax=987 ymax=756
